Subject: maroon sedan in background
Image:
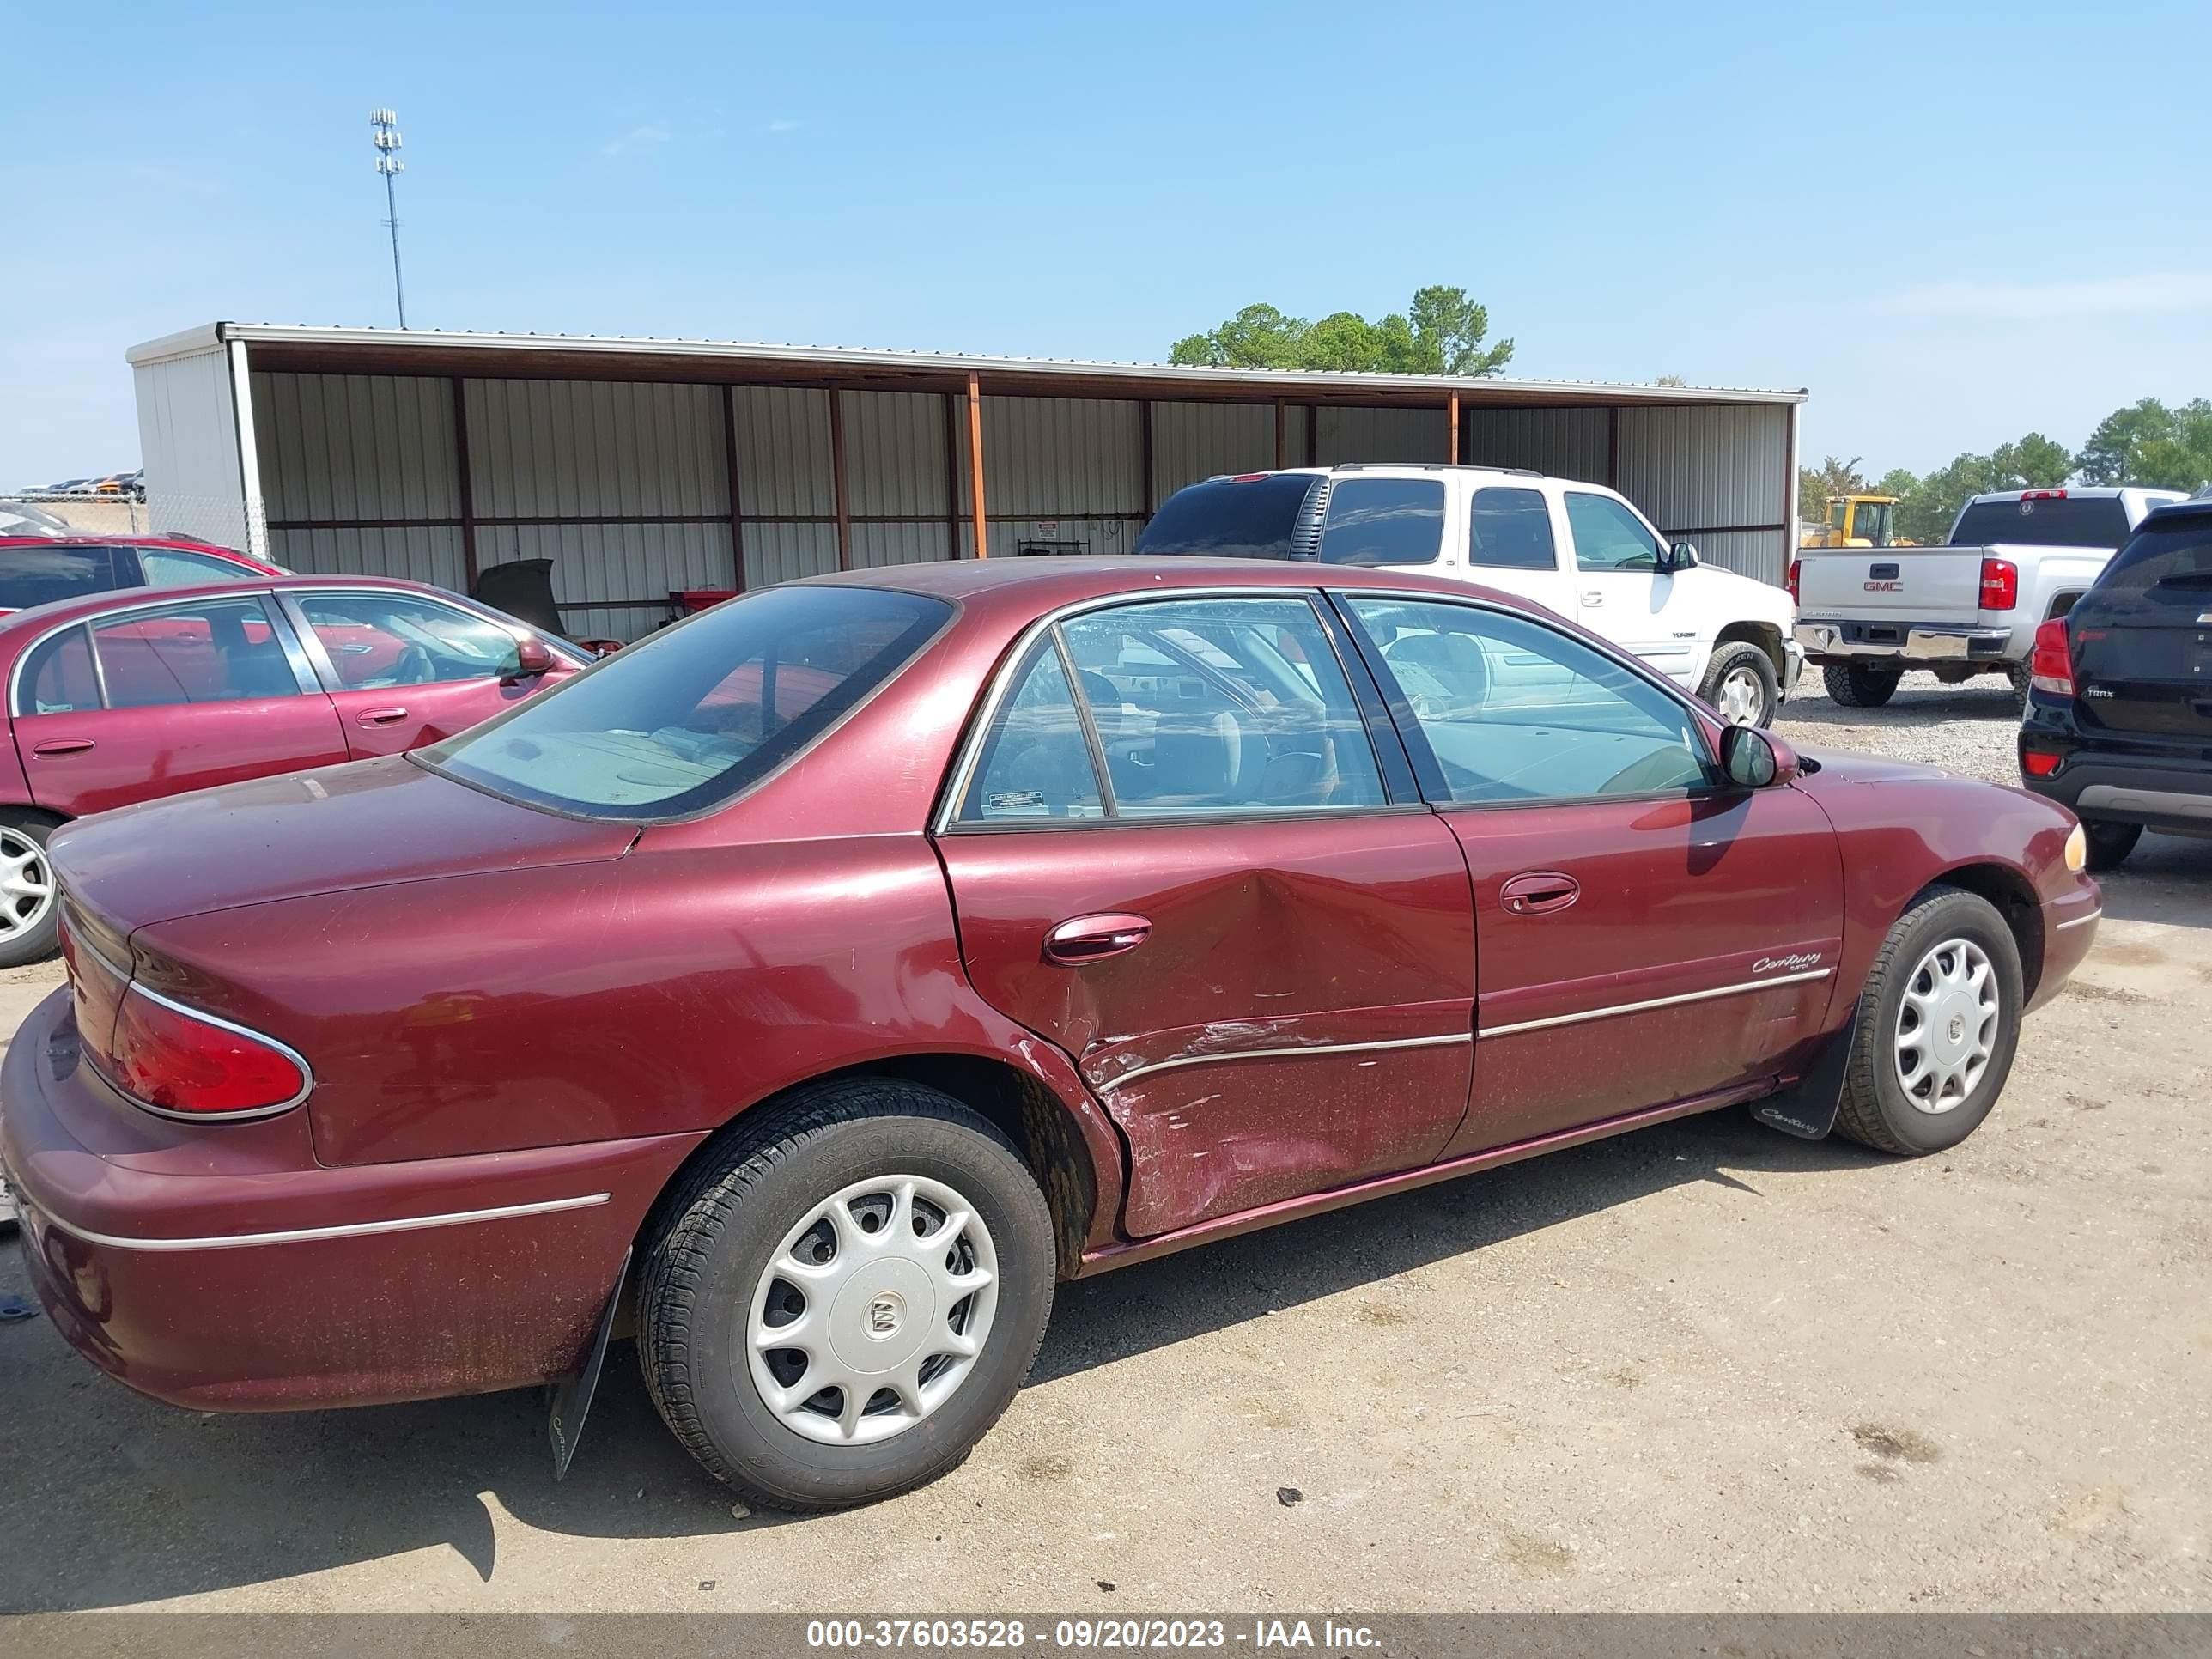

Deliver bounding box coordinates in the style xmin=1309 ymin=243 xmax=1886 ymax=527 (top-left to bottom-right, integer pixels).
xmin=0 ymin=534 xmax=287 ymax=617
xmin=0 ymin=575 xmax=583 ymax=964
xmin=3 ymin=558 xmax=2098 ymax=1511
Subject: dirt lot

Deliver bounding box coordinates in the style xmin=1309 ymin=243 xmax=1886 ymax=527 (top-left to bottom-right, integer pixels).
xmin=2 ymin=672 xmax=2207 ymax=1615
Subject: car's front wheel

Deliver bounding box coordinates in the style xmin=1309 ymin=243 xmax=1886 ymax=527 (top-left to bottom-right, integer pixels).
xmin=638 ymin=1079 xmax=1055 ymax=1511
xmin=1699 ymin=642 xmax=1779 ymax=728
xmin=1835 ymin=887 xmax=2023 ymax=1155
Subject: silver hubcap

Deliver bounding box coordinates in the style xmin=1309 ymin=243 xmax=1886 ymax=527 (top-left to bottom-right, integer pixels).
xmin=744 ymin=1173 xmax=998 ymax=1445
xmin=0 ymin=829 xmax=53 ymax=942
xmin=1893 ymin=938 xmax=2000 ymax=1113
xmin=1716 ymin=665 xmax=1766 ymax=726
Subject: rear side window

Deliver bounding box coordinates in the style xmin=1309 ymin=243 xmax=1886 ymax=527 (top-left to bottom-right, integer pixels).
xmin=1318 ymin=478 xmax=1444 ymax=566
xmin=17 ymin=624 xmax=99 ymax=714
xmin=422 ymin=584 xmax=951 ymax=819
xmin=2095 ymin=516 xmax=2212 ymax=597
xmin=1951 ymin=496 xmax=2132 ymax=549
xmin=1134 ymin=477 xmax=1318 ymax=559
xmin=0 ymin=545 xmax=119 ymax=610
xmin=1468 ymin=487 xmax=1558 ymax=570
xmin=93 ymin=598 xmax=300 ymax=708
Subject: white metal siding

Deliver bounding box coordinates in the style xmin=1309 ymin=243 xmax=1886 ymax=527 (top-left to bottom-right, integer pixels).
xmin=842 ymin=391 xmax=949 ymax=519
xmin=1151 ymin=401 xmax=1312 ymax=502
xmin=966 ymin=397 xmax=1143 ymax=518
xmin=732 ymin=386 xmax=832 ymax=517
xmin=1459 ymin=406 xmax=1610 ymax=482
xmin=745 ymin=522 xmax=840 ymax=588
xmin=265 ymin=526 xmax=467 ymax=592
xmin=1616 ymin=404 xmax=1789 ymax=583
xmin=254 ymin=372 xmax=459 ymax=525
xmin=134 ymin=349 xmax=250 ymax=548
xmin=1315 ymin=406 xmax=1449 ymax=465
xmin=465 ymin=379 xmax=723 ymax=520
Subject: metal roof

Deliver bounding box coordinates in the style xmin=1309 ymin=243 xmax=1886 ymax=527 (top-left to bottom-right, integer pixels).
xmin=126 ymin=322 xmax=1806 ymax=409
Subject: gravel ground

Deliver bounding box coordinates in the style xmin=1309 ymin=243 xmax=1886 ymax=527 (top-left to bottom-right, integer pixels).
xmin=1 ymin=675 xmax=2207 ymax=1617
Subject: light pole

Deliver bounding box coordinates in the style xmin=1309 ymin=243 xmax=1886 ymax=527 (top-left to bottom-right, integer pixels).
xmin=369 ymin=108 xmax=408 ymax=328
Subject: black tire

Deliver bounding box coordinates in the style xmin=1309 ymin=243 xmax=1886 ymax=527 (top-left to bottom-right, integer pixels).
xmin=2082 ymin=821 xmax=2142 ymax=872
xmin=0 ymin=811 xmax=62 ymax=970
xmin=1822 ymin=663 xmax=1902 ymax=708
xmin=638 ymin=1078 xmax=1055 ymax=1512
xmin=2005 ymin=662 xmax=2034 ymax=703
xmin=1835 ymin=887 xmax=2024 ymax=1156
xmin=1698 ymin=641 xmax=1780 ymax=728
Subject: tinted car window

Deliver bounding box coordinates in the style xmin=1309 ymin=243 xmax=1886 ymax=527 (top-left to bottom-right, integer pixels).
xmin=423 ymin=584 xmax=951 ymax=819
xmin=1468 ymin=487 xmax=1558 ymax=570
xmin=2094 ymin=514 xmax=2212 ymax=596
xmin=1343 ymin=596 xmax=1709 ymax=804
xmin=293 ymin=592 xmax=524 ymax=687
xmin=957 ymin=641 xmax=1105 ymax=823
xmin=17 ymin=624 xmax=99 ymax=714
xmin=1565 ymin=493 xmax=1662 ymax=573
xmin=1318 ymin=478 xmax=1444 ymax=566
xmin=1951 ymin=496 xmax=2133 ymax=549
xmin=1133 ymin=476 xmax=1319 ymax=559
xmin=140 ymin=549 xmax=253 ymax=586
xmin=92 ymin=598 xmax=300 ymax=708
xmin=0 ymin=545 xmax=118 ymax=610
xmin=1054 ymin=596 xmax=1385 ymax=816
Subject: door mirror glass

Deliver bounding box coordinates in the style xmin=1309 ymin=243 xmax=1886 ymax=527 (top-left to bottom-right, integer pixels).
xmin=1665 ymin=540 xmax=1699 ymax=572
xmin=1720 ymin=723 xmax=1782 ymax=787
xmin=504 ymin=635 xmax=556 ymax=683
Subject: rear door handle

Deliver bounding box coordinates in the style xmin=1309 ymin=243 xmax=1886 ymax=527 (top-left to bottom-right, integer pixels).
xmin=356 ymin=707 xmax=409 ymax=727
xmin=1501 ymin=872 xmax=1580 ymax=915
xmin=1581 ymin=591 xmax=1603 ymax=605
xmin=1044 ymin=912 xmax=1152 ymax=964
xmin=30 ymin=738 xmax=94 ymax=756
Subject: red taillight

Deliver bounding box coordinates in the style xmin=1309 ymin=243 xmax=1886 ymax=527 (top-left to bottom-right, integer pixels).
xmin=1786 ymin=557 xmax=1801 ymax=607
xmin=94 ymin=987 xmax=307 ymax=1118
xmin=2021 ymin=489 xmax=2067 ymax=501
xmin=1229 ymin=472 xmax=1271 ymax=483
xmin=2021 ymin=750 xmax=2063 ymax=777
xmin=2030 ymin=616 xmax=2074 ymax=697
xmin=1979 ymin=556 xmax=2019 ymax=611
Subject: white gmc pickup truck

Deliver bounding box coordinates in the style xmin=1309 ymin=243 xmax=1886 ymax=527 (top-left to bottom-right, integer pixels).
xmin=1133 ymin=465 xmax=1802 ymax=725
xmin=1792 ymin=486 xmax=2186 ymax=707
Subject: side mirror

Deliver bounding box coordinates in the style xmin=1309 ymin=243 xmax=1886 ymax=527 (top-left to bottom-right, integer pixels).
xmin=501 ymin=635 xmax=556 ymax=684
xmin=1719 ymin=723 xmax=1799 ymax=788
xmin=1664 ymin=540 xmax=1700 ymax=572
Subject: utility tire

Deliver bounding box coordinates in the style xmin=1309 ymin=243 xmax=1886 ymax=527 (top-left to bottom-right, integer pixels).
xmin=1835 ymin=887 xmax=2023 ymax=1156
xmin=1823 ymin=664 xmax=1902 ymax=708
xmin=638 ymin=1078 xmax=1054 ymax=1512
xmin=0 ymin=812 xmax=62 ymax=970
xmin=1699 ymin=641 xmax=1780 ymax=728
xmin=2082 ymin=822 xmax=2142 ymax=872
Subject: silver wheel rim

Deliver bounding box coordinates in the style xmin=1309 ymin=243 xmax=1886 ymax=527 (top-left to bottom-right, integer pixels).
xmin=1716 ymin=665 xmax=1766 ymax=726
xmin=744 ymin=1172 xmax=999 ymax=1445
xmin=0 ymin=829 xmax=53 ymax=943
xmin=1893 ymin=937 xmax=2000 ymax=1113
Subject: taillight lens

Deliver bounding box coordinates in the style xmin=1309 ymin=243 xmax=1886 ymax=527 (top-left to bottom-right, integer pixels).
xmin=2022 ymin=750 xmax=2063 ymax=777
xmin=2030 ymin=616 xmax=2074 ymax=696
xmin=100 ymin=990 xmax=307 ymax=1117
xmin=1979 ymin=557 xmax=2019 ymax=611
xmin=1786 ymin=558 xmax=1801 ymax=607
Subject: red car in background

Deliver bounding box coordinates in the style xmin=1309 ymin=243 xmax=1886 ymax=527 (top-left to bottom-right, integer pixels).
xmin=3 ymin=558 xmax=2097 ymax=1511
xmin=0 ymin=575 xmax=583 ymax=964
xmin=0 ymin=535 xmax=286 ymax=617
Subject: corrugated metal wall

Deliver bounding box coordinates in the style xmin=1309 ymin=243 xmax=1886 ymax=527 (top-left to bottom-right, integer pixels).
xmin=241 ymin=366 xmax=1795 ymax=635
xmin=136 ymin=349 xmax=252 ymax=550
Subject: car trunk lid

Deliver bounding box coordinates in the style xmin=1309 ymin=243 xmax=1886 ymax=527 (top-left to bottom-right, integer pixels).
xmin=50 ymin=753 xmax=637 ymax=940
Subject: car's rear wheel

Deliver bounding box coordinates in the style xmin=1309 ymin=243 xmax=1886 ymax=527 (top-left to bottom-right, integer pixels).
xmin=1699 ymin=642 xmax=1779 ymax=728
xmin=2082 ymin=821 xmax=2142 ymax=872
xmin=638 ymin=1079 xmax=1054 ymax=1511
xmin=0 ymin=813 xmax=61 ymax=970
xmin=1835 ymin=887 xmax=2023 ymax=1155
xmin=1822 ymin=664 xmax=1901 ymax=708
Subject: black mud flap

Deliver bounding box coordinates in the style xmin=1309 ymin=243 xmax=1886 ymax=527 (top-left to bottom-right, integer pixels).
xmin=1751 ymin=1003 xmax=1858 ymax=1141
xmin=548 ymin=1246 xmax=630 ymax=1480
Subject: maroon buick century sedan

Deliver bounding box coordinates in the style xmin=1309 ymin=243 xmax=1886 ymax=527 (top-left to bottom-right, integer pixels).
xmin=3 ymin=558 xmax=2100 ymax=1510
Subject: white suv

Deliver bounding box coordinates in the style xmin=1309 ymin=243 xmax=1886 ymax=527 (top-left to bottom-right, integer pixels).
xmin=1133 ymin=465 xmax=1801 ymax=726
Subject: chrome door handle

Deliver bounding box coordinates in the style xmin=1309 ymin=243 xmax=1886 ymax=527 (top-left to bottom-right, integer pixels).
xmin=1044 ymin=912 xmax=1152 ymax=964
xmin=356 ymin=707 xmax=409 ymax=726
xmin=1500 ymin=872 xmax=1580 ymax=915
xmin=1581 ymin=591 xmax=1603 ymax=605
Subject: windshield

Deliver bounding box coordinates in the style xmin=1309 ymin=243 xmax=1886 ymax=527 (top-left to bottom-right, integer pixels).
xmin=1852 ymin=501 xmax=1894 ymax=546
xmin=421 ymin=583 xmax=952 ymax=819
xmin=1951 ymin=495 xmax=2132 ymax=550
xmin=2094 ymin=514 xmax=2212 ymax=599
xmin=1133 ymin=476 xmax=1319 ymax=559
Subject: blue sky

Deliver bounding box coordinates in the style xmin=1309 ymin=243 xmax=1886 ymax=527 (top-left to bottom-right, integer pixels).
xmin=6 ymin=0 xmax=2209 ymax=488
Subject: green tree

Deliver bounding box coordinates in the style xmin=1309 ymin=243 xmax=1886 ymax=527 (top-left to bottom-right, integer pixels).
xmin=1170 ymin=284 xmax=1513 ymax=376
xmin=1875 ymin=467 xmax=1919 ymax=500
xmin=2075 ymin=397 xmax=2212 ymax=491
xmin=1797 ymin=455 xmax=1869 ymax=524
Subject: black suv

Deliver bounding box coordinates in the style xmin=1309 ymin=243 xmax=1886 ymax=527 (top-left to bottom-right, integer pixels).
xmin=2020 ymin=497 xmax=2212 ymax=870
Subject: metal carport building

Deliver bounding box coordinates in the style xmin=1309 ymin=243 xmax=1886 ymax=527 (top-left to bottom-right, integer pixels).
xmin=128 ymin=323 xmax=1805 ymax=642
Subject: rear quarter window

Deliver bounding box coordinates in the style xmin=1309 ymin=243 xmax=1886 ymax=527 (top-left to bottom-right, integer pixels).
xmin=1951 ymin=496 xmax=2132 ymax=549
xmin=0 ymin=545 xmax=119 ymax=610
xmin=1133 ymin=477 xmax=1320 ymax=559
xmin=2094 ymin=516 xmax=2212 ymax=597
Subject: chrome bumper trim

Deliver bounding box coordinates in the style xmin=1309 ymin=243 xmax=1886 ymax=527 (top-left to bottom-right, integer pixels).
xmin=31 ymin=1191 xmax=611 ymax=1253
xmin=1481 ymin=968 xmax=1833 ymax=1039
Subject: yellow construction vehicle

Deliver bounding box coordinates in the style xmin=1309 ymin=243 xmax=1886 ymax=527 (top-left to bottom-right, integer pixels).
xmin=1799 ymin=494 xmax=1899 ymax=549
